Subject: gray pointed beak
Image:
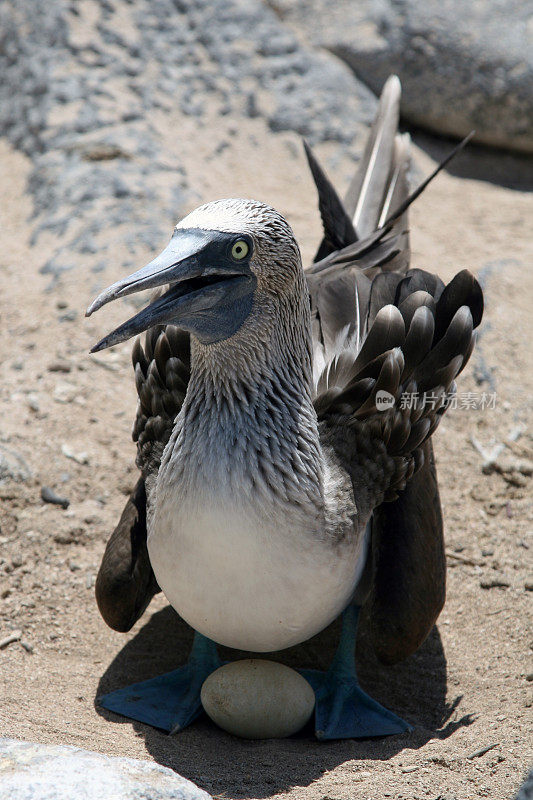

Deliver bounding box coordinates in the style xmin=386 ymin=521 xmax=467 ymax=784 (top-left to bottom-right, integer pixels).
xmin=86 ymin=229 xmax=212 ymax=317
xmin=87 ymin=227 xmax=256 ymax=352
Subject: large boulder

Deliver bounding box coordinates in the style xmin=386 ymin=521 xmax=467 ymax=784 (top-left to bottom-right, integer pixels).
xmin=0 ymin=738 xmax=211 ymax=800
xmin=273 ymin=0 xmax=533 ymax=154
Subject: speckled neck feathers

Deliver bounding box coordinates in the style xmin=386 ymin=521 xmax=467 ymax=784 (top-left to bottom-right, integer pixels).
xmin=159 ymin=267 xmax=324 ymax=517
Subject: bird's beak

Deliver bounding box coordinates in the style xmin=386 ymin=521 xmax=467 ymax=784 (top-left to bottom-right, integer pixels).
xmin=86 ymin=228 xmax=255 ymax=352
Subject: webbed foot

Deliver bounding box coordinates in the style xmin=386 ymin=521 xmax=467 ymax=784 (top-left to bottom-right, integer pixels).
xmin=302 ymin=668 xmax=410 ymax=740
xmin=97 ymin=632 xmax=221 ymax=733
xmin=301 ymin=605 xmax=411 ymax=740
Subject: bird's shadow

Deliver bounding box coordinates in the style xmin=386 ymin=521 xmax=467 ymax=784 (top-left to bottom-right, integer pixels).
xmin=96 ymin=606 xmax=473 ymax=798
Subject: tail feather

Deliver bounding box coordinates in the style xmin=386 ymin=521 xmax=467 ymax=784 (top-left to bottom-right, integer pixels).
xmin=345 ymin=75 xmax=402 ymax=238
xmin=377 ymin=133 xmax=411 ymax=229
xmin=377 ymin=132 xmax=411 ymax=273
xmin=303 ymin=139 xmax=357 ymax=262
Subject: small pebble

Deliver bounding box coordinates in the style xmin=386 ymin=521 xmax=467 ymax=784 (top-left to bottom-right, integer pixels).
xmin=41 ymin=486 xmax=70 ymax=509
xmin=54 ymin=528 xmax=82 ymax=545
xmin=54 ymin=382 xmax=78 ymax=403
xmin=48 ymin=361 xmax=72 ymax=373
xmin=201 ymin=659 xmax=315 ymax=739
xmin=58 ymin=310 xmax=78 ymax=322
xmin=61 ymin=444 xmax=89 ymax=465
xmin=27 ymin=394 xmax=40 ymax=412
xmin=525 ymin=580 xmax=533 ymax=592
xmin=0 ymin=630 xmax=22 ymax=649
xmin=480 ymin=577 xmax=510 ymax=589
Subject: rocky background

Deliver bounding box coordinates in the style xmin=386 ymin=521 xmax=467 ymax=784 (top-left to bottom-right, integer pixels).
xmin=274 ymin=0 xmax=533 ymax=153
xmin=0 ymin=1 xmax=532 ymax=799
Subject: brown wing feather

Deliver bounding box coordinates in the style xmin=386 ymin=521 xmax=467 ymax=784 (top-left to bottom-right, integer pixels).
xmin=95 ymin=324 xmax=191 ymax=631
xmin=316 ymin=270 xmax=480 ymax=664
xmin=369 ymin=439 xmax=445 ymax=665
xmin=95 ymin=478 xmax=160 ymax=632
xmin=318 ymin=276 xmax=480 ymax=469
xmin=132 ymin=324 xmax=190 ymax=480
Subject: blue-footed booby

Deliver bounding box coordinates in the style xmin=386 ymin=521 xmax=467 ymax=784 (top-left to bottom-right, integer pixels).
xmin=88 ymin=76 xmax=483 ymax=739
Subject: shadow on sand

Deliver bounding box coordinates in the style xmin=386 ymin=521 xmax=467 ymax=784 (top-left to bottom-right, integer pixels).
xmin=409 ymin=128 xmax=533 ymax=192
xmin=96 ymin=606 xmax=473 ymax=798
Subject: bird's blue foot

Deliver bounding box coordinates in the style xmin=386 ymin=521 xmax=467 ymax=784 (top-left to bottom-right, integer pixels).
xmin=302 ymin=668 xmax=411 ymax=740
xmin=301 ymin=605 xmax=411 ymax=740
xmin=97 ymin=632 xmax=221 ymax=733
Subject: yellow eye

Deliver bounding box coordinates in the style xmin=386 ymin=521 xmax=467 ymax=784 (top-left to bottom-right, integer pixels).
xmin=231 ymin=240 xmax=249 ymax=260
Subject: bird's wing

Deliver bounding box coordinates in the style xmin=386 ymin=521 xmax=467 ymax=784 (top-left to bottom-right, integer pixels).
xmin=317 ymin=269 xmax=482 ymax=663
xmin=317 ymin=268 xmax=483 ymax=514
xmin=131 ymin=323 xmax=190 ymax=481
xmin=95 ymin=323 xmax=190 ymax=631
xmin=306 ymin=75 xmax=481 ymax=664
xmin=369 ymin=438 xmax=445 ymax=665
xmin=95 ymin=476 xmax=158 ymax=632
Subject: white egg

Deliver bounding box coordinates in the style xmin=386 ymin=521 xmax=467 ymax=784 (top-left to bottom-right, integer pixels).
xmin=201 ymin=659 xmax=315 ymax=739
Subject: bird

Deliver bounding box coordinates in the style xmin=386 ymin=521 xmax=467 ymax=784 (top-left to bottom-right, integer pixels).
xmin=87 ymin=75 xmax=483 ymax=739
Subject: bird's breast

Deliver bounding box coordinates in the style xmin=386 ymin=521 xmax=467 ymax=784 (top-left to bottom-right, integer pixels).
xmin=148 ymin=486 xmax=367 ymax=652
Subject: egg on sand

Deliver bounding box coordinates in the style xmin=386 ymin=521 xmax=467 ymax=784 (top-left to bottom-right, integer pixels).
xmin=200 ymin=659 xmax=316 ymax=739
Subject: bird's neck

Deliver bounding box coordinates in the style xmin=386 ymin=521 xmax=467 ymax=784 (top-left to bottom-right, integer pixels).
xmin=161 ymin=276 xmax=324 ymax=514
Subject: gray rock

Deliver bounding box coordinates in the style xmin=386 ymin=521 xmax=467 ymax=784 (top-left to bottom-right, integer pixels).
xmin=515 ymin=768 xmax=533 ymax=800
xmin=183 ymin=0 xmax=377 ymax=144
xmin=0 ymin=445 xmax=32 ymax=483
xmin=275 ymin=0 xmax=533 ymax=153
xmin=0 ymin=738 xmax=211 ymax=800
xmin=41 ymin=486 xmax=70 ymax=509
xmin=0 ymin=0 xmax=378 ymax=283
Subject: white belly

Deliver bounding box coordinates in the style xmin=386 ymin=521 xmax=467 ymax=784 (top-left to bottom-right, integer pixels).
xmin=148 ymin=492 xmax=369 ymax=652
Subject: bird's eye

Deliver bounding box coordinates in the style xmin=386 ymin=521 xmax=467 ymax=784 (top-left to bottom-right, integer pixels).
xmin=231 ymin=240 xmax=249 ymax=261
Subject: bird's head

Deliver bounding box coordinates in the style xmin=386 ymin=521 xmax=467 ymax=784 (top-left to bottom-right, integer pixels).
xmin=86 ymin=198 xmax=301 ymax=352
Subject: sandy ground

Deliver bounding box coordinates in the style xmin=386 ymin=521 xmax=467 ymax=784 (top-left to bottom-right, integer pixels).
xmin=0 ymin=129 xmax=532 ymax=800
